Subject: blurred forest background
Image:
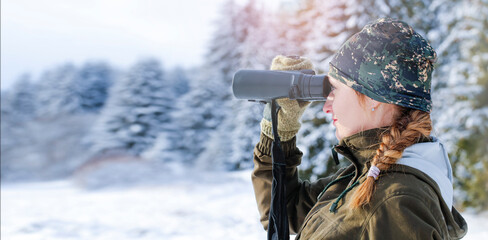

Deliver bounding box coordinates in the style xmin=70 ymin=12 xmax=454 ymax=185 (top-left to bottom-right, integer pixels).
xmin=2 ymin=0 xmax=487 ymax=210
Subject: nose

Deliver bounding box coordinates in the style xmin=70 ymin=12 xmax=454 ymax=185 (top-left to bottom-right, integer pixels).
xmin=323 ymin=100 xmax=332 ymax=114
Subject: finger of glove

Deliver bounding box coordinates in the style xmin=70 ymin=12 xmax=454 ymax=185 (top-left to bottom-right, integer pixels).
xmin=276 ymin=99 xmax=310 ymax=115
xmin=298 ymin=100 xmax=311 ymax=108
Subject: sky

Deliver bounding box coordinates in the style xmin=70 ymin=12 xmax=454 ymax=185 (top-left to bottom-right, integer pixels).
xmin=1 ymin=0 xmax=284 ymax=90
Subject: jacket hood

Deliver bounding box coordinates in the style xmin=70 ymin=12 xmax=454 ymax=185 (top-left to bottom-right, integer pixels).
xmin=394 ymin=138 xmax=468 ymax=239
xmin=397 ymin=137 xmax=453 ymax=209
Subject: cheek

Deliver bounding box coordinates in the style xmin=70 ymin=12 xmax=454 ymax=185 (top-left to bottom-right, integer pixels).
xmin=333 ymin=95 xmax=369 ymax=135
xmin=332 ymin=94 xmax=359 ymax=118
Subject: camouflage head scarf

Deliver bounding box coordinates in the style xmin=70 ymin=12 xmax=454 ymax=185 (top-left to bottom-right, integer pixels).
xmin=329 ymin=18 xmax=437 ymax=112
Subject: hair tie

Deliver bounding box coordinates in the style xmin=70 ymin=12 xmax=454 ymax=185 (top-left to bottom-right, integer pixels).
xmin=367 ymin=165 xmax=380 ymax=180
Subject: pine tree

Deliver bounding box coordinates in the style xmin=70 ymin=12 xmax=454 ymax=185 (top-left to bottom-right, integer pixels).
xmin=196 ymin=97 xmax=263 ymax=170
xmin=142 ymin=67 xmax=192 ymax=163
xmin=237 ymin=0 xmax=283 ymax=69
xmin=193 ymin=109 xmax=236 ymax=170
xmin=1 ymin=75 xmax=98 ymax=181
xmin=246 ymin=4 xmax=303 ymax=63
xmin=167 ymin=67 xmax=190 ymax=98
xmin=192 ymin=0 xmax=264 ymax=169
xmin=91 ymin=59 xmax=174 ymax=155
xmin=206 ymin=0 xmax=243 ymax=83
xmin=160 ymin=68 xmax=228 ymax=164
xmin=304 ymin=0 xmax=363 ymax=71
xmin=1 ymin=90 xmax=16 ymax=175
xmin=75 ymin=62 xmax=114 ymax=113
xmin=441 ymin=0 xmax=488 ymax=210
xmin=36 ymin=63 xmax=80 ymax=117
xmin=198 ymin=0 xmax=297 ymax=170
xmin=147 ymin=0 xmax=252 ymax=166
xmin=7 ymin=74 xmax=38 ymax=121
xmin=282 ymin=0 xmax=316 ymax=56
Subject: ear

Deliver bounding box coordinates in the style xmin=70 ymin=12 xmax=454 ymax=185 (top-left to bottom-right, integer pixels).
xmin=365 ymin=97 xmax=381 ymax=111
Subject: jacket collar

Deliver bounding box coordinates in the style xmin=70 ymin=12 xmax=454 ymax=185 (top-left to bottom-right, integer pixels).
xmin=333 ymin=128 xmax=386 ymax=172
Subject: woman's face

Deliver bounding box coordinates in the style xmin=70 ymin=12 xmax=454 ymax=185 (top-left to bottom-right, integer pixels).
xmin=323 ymin=76 xmax=396 ymax=141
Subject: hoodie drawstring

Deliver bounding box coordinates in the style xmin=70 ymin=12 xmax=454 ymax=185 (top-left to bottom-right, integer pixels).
xmin=317 ymin=172 xmax=354 ymax=201
xmin=329 ymin=180 xmax=359 ymax=213
xmin=316 ymin=172 xmax=360 ymax=213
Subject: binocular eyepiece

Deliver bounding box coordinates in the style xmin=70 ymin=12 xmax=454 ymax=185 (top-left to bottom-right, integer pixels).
xmin=232 ymin=69 xmax=330 ymax=102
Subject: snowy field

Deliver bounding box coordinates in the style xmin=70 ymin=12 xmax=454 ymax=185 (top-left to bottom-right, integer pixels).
xmin=2 ymin=169 xmax=487 ymax=240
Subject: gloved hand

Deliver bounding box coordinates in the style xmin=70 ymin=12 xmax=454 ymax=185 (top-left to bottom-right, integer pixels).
xmin=261 ymin=55 xmax=315 ymax=141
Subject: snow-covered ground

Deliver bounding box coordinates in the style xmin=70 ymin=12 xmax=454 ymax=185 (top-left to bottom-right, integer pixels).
xmin=1 ymin=170 xmax=487 ymax=240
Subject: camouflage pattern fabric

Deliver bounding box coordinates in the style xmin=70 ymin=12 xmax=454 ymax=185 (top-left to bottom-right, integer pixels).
xmin=329 ymin=18 xmax=437 ymax=112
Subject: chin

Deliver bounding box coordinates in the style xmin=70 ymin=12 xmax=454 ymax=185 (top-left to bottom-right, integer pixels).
xmin=335 ymin=131 xmax=342 ymax=141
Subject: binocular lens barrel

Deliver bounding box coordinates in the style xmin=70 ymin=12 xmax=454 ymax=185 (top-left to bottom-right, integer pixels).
xmin=232 ymin=70 xmax=329 ymax=101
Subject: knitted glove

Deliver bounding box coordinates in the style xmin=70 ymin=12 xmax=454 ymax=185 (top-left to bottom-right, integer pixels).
xmin=261 ymin=55 xmax=314 ymax=141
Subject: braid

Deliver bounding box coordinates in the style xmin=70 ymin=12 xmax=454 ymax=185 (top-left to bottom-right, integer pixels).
xmin=350 ymin=107 xmax=432 ymax=208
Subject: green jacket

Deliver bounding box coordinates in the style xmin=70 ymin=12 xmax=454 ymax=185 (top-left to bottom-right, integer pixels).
xmin=252 ymin=128 xmax=467 ymax=239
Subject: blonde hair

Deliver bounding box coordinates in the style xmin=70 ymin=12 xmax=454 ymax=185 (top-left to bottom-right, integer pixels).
xmin=349 ymin=101 xmax=433 ymax=208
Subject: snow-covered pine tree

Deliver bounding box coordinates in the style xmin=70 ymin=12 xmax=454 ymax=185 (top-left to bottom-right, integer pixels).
xmin=240 ymin=0 xmax=307 ymax=66
xmin=196 ymin=95 xmax=263 ymax=170
xmin=304 ymin=0 xmax=363 ymax=72
xmin=197 ymin=0 xmax=283 ymax=170
xmin=433 ymin=0 xmax=488 ymax=210
xmin=228 ymin=100 xmax=263 ymax=169
xmin=6 ymin=74 xmax=38 ymax=122
xmin=376 ymin=0 xmax=438 ymax=35
xmin=91 ymin=58 xmax=174 ymax=155
xmin=0 ymin=75 xmax=38 ymax=177
xmin=141 ymin=67 xmax=191 ymax=164
xmin=157 ymin=68 xmax=228 ymax=164
xmin=237 ymin=0 xmax=284 ymax=68
xmin=166 ymin=67 xmax=190 ymax=98
xmin=190 ymin=0 xmax=256 ymax=169
xmin=192 ymin=103 xmax=236 ymax=170
xmin=0 ymin=91 xmax=12 ymax=127
xmin=281 ymin=0 xmax=316 ymax=57
xmin=145 ymin=0 xmax=260 ymax=167
xmin=75 ymin=62 xmax=114 ymax=113
xmin=1 ymin=74 xmax=97 ymax=181
xmin=206 ymin=0 xmax=243 ymax=84
xmin=36 ymin=63 xmax=80 ymax=117
xmin=205 ymin=0 xmax=266 ymax=80
xmin=1 ymin=90 xmax=17 ymax=178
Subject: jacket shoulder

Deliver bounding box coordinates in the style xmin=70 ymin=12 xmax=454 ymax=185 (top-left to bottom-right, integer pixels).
xmin=377 ymin=165 xmax=440 ymax=203
xmin=360 ymin=167 xmax=450 ymax=239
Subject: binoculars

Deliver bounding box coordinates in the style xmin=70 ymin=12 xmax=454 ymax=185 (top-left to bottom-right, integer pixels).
xmin=232 ymin=69 xmax=330 ymax=102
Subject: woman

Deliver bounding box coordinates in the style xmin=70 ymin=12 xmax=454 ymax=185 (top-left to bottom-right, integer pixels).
xmin=252 ymin=18 xmax=467 ymax=239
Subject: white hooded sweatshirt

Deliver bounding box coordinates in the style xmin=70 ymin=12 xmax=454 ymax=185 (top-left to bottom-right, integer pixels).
xmin=396 ymin=137 xmax=454 ymax=209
